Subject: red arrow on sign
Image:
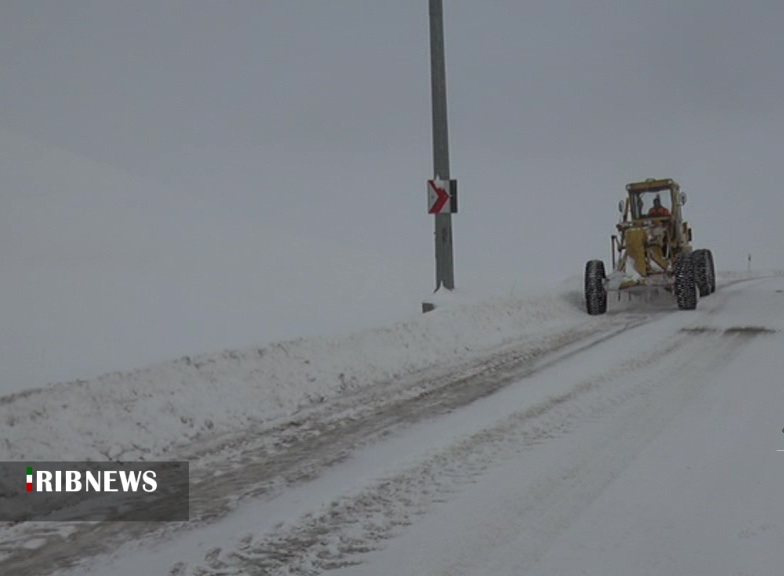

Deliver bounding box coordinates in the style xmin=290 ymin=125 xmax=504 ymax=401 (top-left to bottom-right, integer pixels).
xmin=428 ymin=180 xmax=450 ymax=214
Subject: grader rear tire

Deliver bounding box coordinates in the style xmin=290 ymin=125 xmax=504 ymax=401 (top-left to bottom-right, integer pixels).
xmin=706 ymin=250 xmax=716 ymax=293
xmin=693 ymin=249 xmax=716 ymax=297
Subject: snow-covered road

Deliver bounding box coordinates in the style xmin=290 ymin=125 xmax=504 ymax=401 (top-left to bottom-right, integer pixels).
xmin=331 ymin=276 xmax=784 ymax=576
xmin=6 ymin=274 xmax=784 ymax=575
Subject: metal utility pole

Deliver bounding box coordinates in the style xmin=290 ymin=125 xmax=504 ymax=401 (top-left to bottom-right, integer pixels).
xmin=429 ymin=0 xmax=454 ymax=291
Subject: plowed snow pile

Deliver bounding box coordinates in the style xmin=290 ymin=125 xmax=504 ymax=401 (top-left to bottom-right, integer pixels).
xmin=1 ymin=283 xmax=589 ymax=462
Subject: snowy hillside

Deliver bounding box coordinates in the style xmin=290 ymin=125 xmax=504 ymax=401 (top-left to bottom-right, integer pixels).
xmin=2 ymin=280 xmax=592 ymax=463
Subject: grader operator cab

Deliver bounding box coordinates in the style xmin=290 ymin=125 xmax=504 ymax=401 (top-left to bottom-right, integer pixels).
xmin=584 ymin=178 xmax=715 ymax=315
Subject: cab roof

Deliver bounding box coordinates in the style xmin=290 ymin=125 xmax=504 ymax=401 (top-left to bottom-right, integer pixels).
xmin=626 ymin=178 xmax=678 ymax=193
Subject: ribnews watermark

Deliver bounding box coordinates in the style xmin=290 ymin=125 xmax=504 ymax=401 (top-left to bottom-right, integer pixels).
xmin=1 ymin=461 xmax=188 ymax=521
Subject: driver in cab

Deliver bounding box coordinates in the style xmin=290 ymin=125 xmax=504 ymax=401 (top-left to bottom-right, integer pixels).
xmin=647 ymin=195 xmax=670 ymax=217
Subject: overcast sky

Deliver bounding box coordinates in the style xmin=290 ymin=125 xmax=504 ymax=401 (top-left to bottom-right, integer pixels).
xmin=2 ymin=1 xmax=783 ymax=391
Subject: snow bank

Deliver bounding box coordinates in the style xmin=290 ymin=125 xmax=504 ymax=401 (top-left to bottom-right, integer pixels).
xmin=1 ymin=283 xmax=587 ymax=462
xmin=9 ymin=269 xmax=776 ymax=463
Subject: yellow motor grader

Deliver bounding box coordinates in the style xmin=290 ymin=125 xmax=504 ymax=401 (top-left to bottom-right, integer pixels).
xmin=585 ymin=178 xmax=715 ymax=315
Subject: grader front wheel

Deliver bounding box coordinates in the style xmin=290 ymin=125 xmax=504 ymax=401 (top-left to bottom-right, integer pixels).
xmin=585 ymin=260 xmax=608 ymax=315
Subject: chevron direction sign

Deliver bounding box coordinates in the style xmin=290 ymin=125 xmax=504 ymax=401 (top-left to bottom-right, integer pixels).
xmin=427 ymin=179 xmax=458 ymax=214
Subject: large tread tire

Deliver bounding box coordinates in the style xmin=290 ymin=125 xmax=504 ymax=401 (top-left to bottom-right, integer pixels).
xmin=674 ymin=252 xmax=697 ymax=310
xmin=706 ymin=249 xmax=716 ymax=293
xmin=693 ymin=249 xmax=711 ymax=297
xmin=585 ymin=260 xmax=608 ymax=315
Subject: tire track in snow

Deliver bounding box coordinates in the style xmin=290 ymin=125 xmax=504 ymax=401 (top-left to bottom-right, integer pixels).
xmin=172 ymin=319 xmax=758 ymax=575
xmin=1 ymin=316 xmax=644 ymax=575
